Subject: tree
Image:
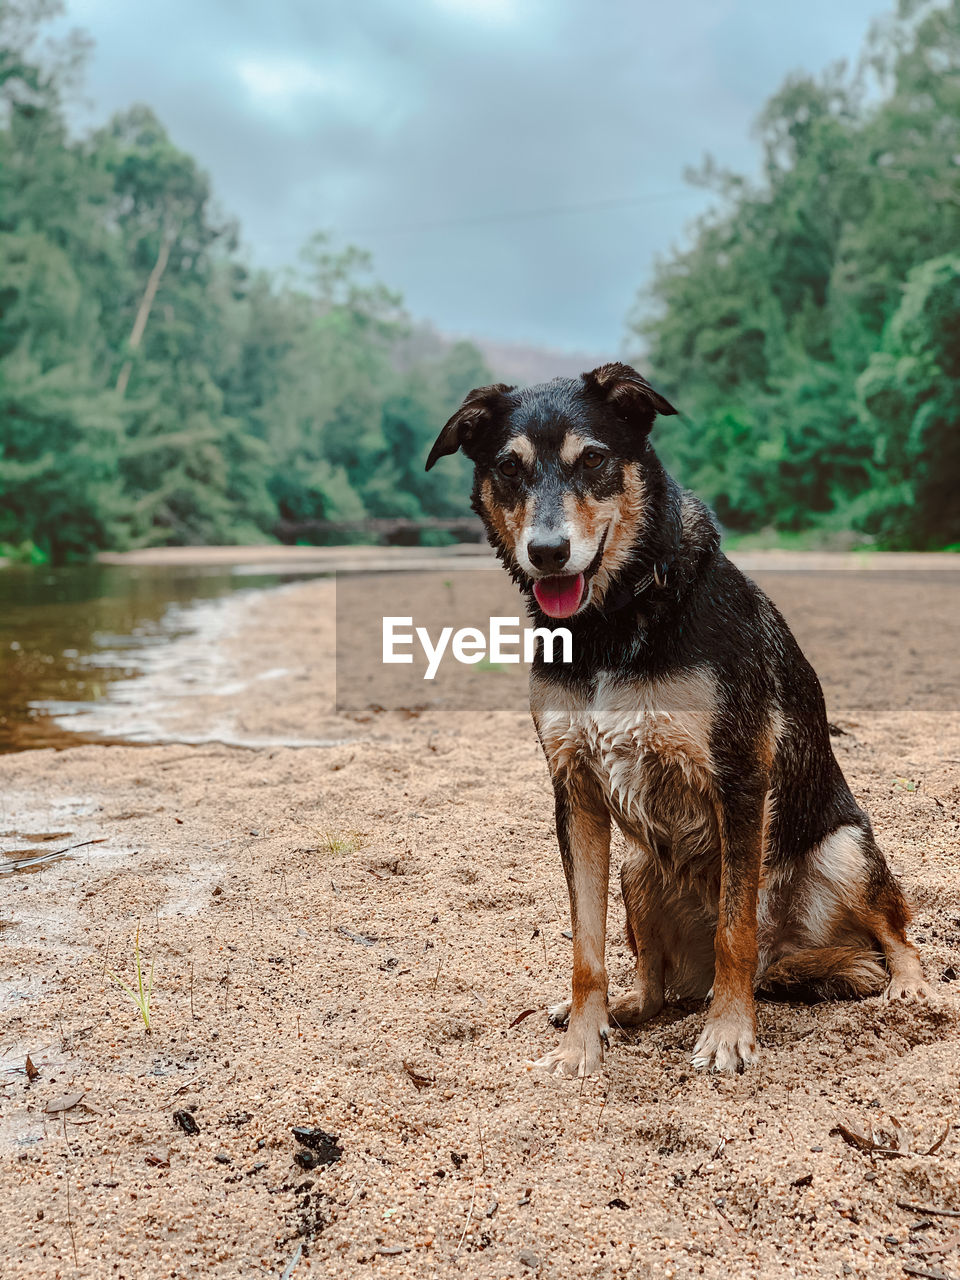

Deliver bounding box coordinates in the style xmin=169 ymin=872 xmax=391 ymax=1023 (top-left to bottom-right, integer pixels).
xmin=855 ymin=254 xmax=960 ymax=547
xmin=631 ymin=0 xmax=960 ymax=546
xmin=0 ymin=5 xmax=490 ymax=559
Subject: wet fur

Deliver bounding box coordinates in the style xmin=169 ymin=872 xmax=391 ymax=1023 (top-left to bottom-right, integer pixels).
xmin=426 ymin=364 xmax=929 ymax=1076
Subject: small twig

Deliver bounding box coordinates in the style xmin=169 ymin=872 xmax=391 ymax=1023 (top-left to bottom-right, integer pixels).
xmin=476 ymin=1107 xmax=486 ymax=1176
xmin=713 ymin=1203 xmax=739 ymax=1240
xmin=576 ymin=1068 xmax=587 ymax=1120
xmin=545 ymin=888 xmax=564 ymax=924
xmin=172 ymin=1075 xmax=203 ymax=1096
xmin=432 ymin=954 xmax=444 ymax=993
xmin=189 ymin=962 xmax=196 ymax=1020
xmin=902 ymin=1267 xmax=958 ymax=1280
xmin=54 ymin=837 xmax=107 ymax=858
xmin=280 ymin=1242 xmax=302 ymax=1280
xmin=898 ymin=1202 xmax=960 ymax=1220
xmin=65 ymin=1173 xmax=79 ymax=1267
xmin=455 ymin=1179 xmax=478 ymax=1257
xmin=916 ymin=1231 xmax=960 ymax=1259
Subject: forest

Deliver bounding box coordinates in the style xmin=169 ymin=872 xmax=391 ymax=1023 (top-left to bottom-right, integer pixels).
xmin=636 ymin=0 xmax=960 ymax=550
xmin=1 ymin=0 xmax=958 ymax=561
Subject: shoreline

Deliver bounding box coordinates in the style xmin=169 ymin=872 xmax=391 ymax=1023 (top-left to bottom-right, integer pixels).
xmin=98 ymin=544 xmax=960 ymax=573
xmin=1 ymin=544 xmax=957 ymax=578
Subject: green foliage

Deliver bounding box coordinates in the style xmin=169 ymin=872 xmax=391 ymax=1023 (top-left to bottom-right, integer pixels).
xmin=632 ymin=0 xmax=960 ymax=547
xmin=0 ymin=2 xmax=490 ymax=561
xmin=855 ymin=254 xmax=960 ymax=547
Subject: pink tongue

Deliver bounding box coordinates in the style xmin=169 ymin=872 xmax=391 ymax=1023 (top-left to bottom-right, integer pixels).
xmin=532 ymin=573 xmax=585 ymax=619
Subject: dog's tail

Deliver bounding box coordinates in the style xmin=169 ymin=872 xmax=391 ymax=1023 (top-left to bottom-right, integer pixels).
xmin=758 ymin=945 xmax=886 ymax=1001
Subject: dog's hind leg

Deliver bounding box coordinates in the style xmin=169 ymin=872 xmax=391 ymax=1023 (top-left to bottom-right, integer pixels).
xmin=802 ymin=823 xmax=931 ymax=1002
xmin=609 ymin=846 xmax=666 ymax=1028
xmin=861 ymin=836 xmax=931 ymax=1002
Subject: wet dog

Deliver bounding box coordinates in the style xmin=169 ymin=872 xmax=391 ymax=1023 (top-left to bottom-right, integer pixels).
xmin=425 ymin=362 xmax=930 ymax=1077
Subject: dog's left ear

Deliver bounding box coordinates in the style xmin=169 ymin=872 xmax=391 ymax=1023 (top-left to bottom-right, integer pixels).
xmin=582 ymin=362 xmax=677 ymax=429
xmin=425 ymin=383 xmax=515 ymax=471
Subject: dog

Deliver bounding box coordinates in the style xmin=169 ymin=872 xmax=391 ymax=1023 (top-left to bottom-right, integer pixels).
xmin=425 ymin=362 xmax=930 ymax=1076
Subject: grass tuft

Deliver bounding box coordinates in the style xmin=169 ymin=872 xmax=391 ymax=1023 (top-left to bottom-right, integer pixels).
xmin=317 ymin=830 xmax=361 ymax=856
xmin=106 ymin=924 xmax=155 ymax=1033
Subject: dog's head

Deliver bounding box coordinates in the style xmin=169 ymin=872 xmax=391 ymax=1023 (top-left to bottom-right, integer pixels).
xmin=425 ymin=363 xmax=677 ymax=618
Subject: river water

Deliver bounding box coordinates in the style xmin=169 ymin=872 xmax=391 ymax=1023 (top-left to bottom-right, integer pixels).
xmin=0 ymin=562 xmax=325 ymax=754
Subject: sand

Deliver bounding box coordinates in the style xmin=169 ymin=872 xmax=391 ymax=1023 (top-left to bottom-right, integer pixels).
xmin=1 ymin=565 xmax=958 ymax=1280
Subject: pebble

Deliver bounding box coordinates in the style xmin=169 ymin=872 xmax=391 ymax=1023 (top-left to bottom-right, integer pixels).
xmin=173 ymin=1110 xmax=200 ymax=1137
xmin=519 ymin=1250 xmax=540 ymax=1269
xmin=291 ymin=1127 xmax=342 ymax=1165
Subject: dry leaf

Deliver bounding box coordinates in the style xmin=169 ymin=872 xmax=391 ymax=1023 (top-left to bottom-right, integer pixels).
xmin=833 ymin=1112 xmax=953 ymax=1158
xmin=144 ymin=1147 xmax=170 ymax=1167
xmin=25 ymin=1055 xmax=39 ymax=1082
xmin=45 ymin=1091 xmax=85 ymax=1114
xmin=924 ymin=1120 xmax=952 ymax=1156
xmin=509 ymin=1009 xmax=537 ymax=1029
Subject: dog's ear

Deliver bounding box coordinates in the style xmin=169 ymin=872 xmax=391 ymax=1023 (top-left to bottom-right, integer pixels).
xmin=582 ymin=362 xmax=677 ymax=429
xmin=425 ymin=383 xmax=515 ymax=471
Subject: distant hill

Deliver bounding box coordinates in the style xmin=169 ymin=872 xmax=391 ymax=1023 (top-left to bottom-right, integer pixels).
xmin=469 ymin=338 xmax=610 ymax=386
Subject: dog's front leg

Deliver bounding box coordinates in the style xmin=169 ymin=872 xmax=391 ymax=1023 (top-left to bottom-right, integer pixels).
xmin=692 ymin=785 xmax=764 ymax=1074
xmin=537 ymin=773 xmax=611 ymax=1078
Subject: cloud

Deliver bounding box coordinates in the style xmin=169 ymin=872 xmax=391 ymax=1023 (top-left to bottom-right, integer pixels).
xmin=57 ymin=0 xmax=884 ymax=351
xmin=235 ymin=57 xmax=333 ymax=108
xmin=431 ymin=0 xmax=523 ymax=23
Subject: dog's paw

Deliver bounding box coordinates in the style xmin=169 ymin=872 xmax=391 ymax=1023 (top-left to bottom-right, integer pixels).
xmin=608 ymin=989 xmax=664 ymax=1028
xmin=547 ymin=1000 xmax=571 ymax=1028
xmin=691 ymin=1020 xmax=757 ymax=1074
xmin=535 ymin=1023 xmax=609 ymax=1078
xmin=881 ymin=977 xmax=935 ymax=1003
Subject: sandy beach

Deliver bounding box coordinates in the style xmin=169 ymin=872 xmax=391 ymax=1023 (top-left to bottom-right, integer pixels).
xmin=1 ymin=562 xmax=958 ymax=1279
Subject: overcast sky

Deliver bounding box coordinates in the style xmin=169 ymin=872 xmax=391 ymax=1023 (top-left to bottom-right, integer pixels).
xmin=57 ymin=0 xmax=886 ymax=354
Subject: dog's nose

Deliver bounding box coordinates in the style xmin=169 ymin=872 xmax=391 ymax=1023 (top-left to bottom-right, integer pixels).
xmin=528 ymin=537 xmax=571 ymax=573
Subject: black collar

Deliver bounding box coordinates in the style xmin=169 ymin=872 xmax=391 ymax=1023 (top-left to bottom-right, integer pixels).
xmin=596 ymin=553 xmax=675 ymax=615
xmin=595 ymin=483 xmax=684 ymax=616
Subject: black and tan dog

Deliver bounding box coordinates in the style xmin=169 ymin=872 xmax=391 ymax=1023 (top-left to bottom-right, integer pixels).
xmin=425 ymin=362 xmax=930 ymax=1076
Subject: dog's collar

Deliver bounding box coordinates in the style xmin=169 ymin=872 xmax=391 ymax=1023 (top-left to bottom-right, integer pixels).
xmin=596 ymin=554 xmax=675 ymax=615
xmin=596 ymin=484 xmax=684 ymax=616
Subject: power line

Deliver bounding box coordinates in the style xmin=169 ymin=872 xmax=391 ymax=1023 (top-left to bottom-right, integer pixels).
xmin=349 ymin=188 xmax=695 ymax=236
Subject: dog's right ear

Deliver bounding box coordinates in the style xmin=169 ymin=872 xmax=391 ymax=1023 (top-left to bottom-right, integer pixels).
xmin=425 ymin=383 xmax=515 ymax=471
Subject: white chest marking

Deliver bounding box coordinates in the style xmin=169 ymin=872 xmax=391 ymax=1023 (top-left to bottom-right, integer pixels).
xmin=536 ymin=669 xmax=718 ymax=827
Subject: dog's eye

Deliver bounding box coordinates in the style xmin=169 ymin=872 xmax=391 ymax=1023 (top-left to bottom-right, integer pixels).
xmin=498 ymin=458 xmax=519 ymax=478
xmin=582 ymin=449 xmax=606 ymax=470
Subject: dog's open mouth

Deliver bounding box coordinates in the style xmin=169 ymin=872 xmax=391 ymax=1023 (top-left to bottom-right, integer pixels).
xmin=532 ymin=573 xmax=585 ymax=619
xmin=530 ymin=527 xmax=609 ymax=620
